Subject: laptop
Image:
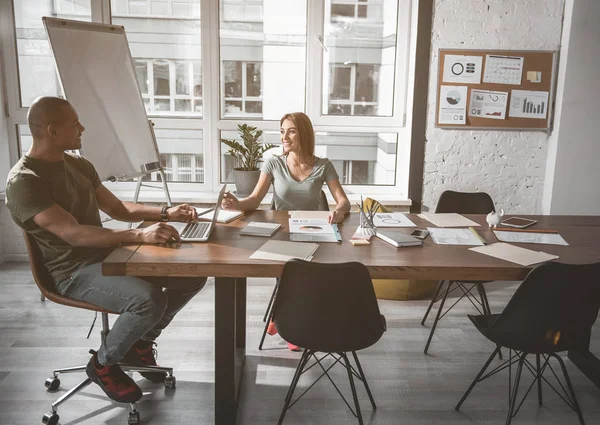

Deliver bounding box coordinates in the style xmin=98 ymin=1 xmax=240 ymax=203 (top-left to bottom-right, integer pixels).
xmin=168 ymin=184 xmax=228 ymax=242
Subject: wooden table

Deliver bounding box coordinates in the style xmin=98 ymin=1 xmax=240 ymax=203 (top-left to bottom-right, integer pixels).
xmin=103 ymin=212 xmax=600 ymax=425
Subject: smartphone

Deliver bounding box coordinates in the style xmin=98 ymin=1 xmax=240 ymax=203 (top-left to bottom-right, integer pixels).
xmin=500 ymin=217 xmax=537 ymax=228
xmin=411 ymin=229 xmax=430 ymax=240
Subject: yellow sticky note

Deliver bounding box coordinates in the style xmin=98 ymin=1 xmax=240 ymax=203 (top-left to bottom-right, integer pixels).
xmin=527 ymin=71 xmax=542 ymax=83
xmin=350 ymin=239 xmax=370 ymax=246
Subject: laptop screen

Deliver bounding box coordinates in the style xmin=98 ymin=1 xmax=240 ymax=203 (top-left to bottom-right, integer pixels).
xmin=210 ymin=184 xmax=228 ymax=227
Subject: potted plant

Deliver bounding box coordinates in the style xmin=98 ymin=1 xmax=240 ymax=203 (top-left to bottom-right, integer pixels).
xmin=221 ymin=124 xmax=277 ymax=195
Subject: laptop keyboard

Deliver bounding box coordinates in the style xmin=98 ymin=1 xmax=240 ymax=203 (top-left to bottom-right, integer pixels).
xmin=181 ymin=222 xmax=210 ymax=239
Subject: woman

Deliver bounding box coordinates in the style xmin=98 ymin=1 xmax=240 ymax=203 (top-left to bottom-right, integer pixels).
xmin=222 ymin=112 xmax=351 ymax=350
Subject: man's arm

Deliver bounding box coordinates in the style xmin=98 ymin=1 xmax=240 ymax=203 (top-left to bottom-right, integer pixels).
xmin=95 ymin=184 xmax=196 ymax=222
xmin=33 ymin=204 xmax=181 ymax=247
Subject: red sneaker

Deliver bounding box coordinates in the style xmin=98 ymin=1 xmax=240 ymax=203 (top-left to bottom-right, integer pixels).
xmin=123 ymin=340 xmax=166 ymax=383
xmin=85 ymin=352 xmax=142 ymax=403
xmin=266 ymin=320 xmax=278 ymax=336
xmin=287 ymin=342 xmax=301 ymax=352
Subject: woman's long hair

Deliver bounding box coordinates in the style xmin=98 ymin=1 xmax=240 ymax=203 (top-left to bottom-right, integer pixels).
xmin=280 ymin=112 xmax=315 ymax=164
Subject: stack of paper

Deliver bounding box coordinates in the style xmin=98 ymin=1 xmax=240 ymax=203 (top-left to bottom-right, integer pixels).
xmin=372 ymin=212 xmax=416 ymax=228
xmin=289 ymin=217 xmax=341 ymax=243
xmin=493 ymin=231 xmax=569 ymax=246
xmin=418 ymin=213 xmax=480 ymax=227
xmin=240 ymin=222 xmax=281 ymax=237
xmin=196 ymin=208 xmax=244 ymax=223
xmin=250 ymin=240 xmax=319 ymax=262
xmin=428 ymin=227 xmax=485 ymax=246
xmin=469 ymin=243 xmax=559 ymax=266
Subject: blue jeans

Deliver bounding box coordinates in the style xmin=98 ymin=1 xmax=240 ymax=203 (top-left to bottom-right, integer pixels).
xmin=56 ymin=262 xmax=206 ymax=365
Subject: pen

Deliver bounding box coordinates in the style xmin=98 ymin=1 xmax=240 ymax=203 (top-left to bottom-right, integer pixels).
xmin=495 ymin=228 xmax=559 ymax=234
xmin=469 ymin=227 xmax=486 ymax=244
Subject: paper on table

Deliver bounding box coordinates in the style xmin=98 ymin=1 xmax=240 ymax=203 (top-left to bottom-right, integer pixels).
xmin=493 ymin=231 xmax=569 ymax=246
xmin=289 ymin=211 xmax=330 ymax=219
xmin=372 ymin=212 xmax=416 ymax=228
xmin=428 ymin=227 xmax=485 ymax=246
xmin=418 ymin=213 xmax=480 ymax=227
xmin=469 ymin=243 xmax=559 ymax=266
xmin=289 ymin=218 xmax=335 ymax=234
xmin=249 ymin=240 xmax=318 ymax=262
xmin=195 ymin=207 xmax=244 ymax=223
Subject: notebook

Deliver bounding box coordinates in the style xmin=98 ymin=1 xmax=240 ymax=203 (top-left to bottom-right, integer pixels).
xmin=249 ymin=240 xmax=319 ymax=262
xmin=196 ymin=207 xmax=244 ymax=224
xmin=240 ymin=222 xmax=281 ymax=237
xmin=375 ymin=229 xmax=423 ymax=247
xmin=168 ymin=184 xmax=227 ymax=242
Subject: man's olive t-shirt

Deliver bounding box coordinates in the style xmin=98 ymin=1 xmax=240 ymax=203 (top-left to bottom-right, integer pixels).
xmin=5 ymin=153 xmax=111 ymax=284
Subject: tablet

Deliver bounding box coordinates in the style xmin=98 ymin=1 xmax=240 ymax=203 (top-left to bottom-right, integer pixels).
xmin=500 ymin=217 xmax=537 ymax=228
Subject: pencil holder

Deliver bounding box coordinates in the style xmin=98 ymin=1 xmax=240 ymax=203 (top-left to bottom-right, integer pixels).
xmin=359 ymin=211 xmax=377 ymax=236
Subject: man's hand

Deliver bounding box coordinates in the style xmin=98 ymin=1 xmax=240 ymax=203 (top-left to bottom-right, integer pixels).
xmin=140 ymin=222 xmax=181 ymax=244
xmin=167 ymin=204 xmax=198 ymax=222
xmin=328 ymin=210 xmax=345 ymax=224
xmin=222 ymin=192 xmax=240 ymax=210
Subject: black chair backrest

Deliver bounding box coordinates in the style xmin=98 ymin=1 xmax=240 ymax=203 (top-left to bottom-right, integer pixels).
xmin=490 ymin=262 xmax=600 ymax=353
xmin=435 ymin=190 xmax=495 ymax=214
xmin=273 ymin=259 xmax=385 ymax=352
xmin=270 ymin=189 xmax=329 ymax=211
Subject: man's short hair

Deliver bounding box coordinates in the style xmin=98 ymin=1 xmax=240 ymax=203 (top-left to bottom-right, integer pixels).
xmin=27 ymin=96 xmax=73 ymax=139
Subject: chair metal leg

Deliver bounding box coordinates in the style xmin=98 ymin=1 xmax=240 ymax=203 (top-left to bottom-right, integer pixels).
xmin=506 ymin=352 xmax=527 ymax=425
xmin=476 ymin=283 xmax=491 ymax=315
xmin=456 ymin=346 xmax=501 ymax=410
xmin=351 ymin=351 xmax=376 ymax=409
xmin=536 ymin=354 xmax=543 ymax=406
xmin=263 ymin=279 xmax=279 ymax=322
xmin=421 ymin=280 xmax=445 ymax=325
xmin=51 ymin=377 xmax=92 ymax=411
xmin=424 ymin=280 xmax=453 ymax=354
xmin=342 ymin=352 xmax=363 ymax=425
xmin=258 ymin=309 xmax=273 ymax=350
xmin=278 ymin=350 xmax=311 ymax=425
xmin=553 ymin=354 xmax=586 ymax=425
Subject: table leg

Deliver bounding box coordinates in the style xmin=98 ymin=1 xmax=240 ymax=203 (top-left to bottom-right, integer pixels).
xmin=215 ymin=277 xmax=247 ymax=425
xmin=568 ymin=329 xmax=600 ymax=389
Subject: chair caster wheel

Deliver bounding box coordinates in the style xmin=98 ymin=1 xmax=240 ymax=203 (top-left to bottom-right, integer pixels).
xmin=45 ymin=377 xmax=60 ymax=391
xmin=127 ymin=411 xmax=140 ymax=425
xmin=164 ymin=375 xmax=176 ymax=389
xmin=42 ymin=411 xmax=59 ymax=425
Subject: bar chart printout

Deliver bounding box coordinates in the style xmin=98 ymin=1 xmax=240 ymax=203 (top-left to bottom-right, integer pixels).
xmin=509 ymin=89 xmax=549 ymax=119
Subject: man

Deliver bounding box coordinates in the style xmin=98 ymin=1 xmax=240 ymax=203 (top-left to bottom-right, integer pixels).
xmin=5 ymin=96 xmax=206 ymax=404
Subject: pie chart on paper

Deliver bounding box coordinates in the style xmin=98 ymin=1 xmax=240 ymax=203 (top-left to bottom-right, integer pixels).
xmin=446 ymin=90 xmax=462 ymax=105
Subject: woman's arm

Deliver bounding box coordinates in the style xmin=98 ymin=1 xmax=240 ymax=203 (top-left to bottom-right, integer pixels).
xmin=326 ymin=179 xmax=351 ymax=223
xmin=222 ymin=172 xmax=273 ymax=212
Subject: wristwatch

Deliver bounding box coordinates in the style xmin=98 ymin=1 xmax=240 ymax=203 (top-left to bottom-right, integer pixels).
xmin=160 ymin=206 xmax=169 ymax=222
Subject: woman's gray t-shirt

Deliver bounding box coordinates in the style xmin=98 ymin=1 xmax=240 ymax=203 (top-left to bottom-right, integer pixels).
xmin=261 ymin=155 xmax=339 ymax=211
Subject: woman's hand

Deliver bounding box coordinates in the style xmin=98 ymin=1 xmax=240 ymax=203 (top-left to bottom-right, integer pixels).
xmin=222 ymin=192 xmax=240 ymax=210
xmin=328 ymin=210 xmax=345 ymax=224
xmin=167 ymin=204 xmax=198 ymax=222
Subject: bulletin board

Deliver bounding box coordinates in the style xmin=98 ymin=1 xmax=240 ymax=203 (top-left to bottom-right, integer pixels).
xmin=435 ymin=49 xmax=558 ymax=132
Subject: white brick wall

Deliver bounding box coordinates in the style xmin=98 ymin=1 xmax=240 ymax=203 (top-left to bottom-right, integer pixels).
xmin=423 ymin=0 xmax=565 ymax=213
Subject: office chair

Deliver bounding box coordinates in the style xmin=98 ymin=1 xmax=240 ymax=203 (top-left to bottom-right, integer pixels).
xmin=259 ymin=190 xmax=329 ymax=350
xmin=456 ymin=262 xmax=600 ymax=425
xmin=23 ymin=231 xmax=175 ymax=425
xmin=273 ymin=260 xmax=386 ymax=425
xmin=421 ymin=190 xmax=496 ymax=354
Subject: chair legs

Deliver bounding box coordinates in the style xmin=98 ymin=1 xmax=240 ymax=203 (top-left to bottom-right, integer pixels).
xmin=259 ymin=279 xmax=280 ymax=350
xmin=423 ymin=280 xmax=492 ymax=354
xmin=278 ymin=350 xmax=376 ymax=425
xmin=457 ymin=349 xmax=586 ymax=425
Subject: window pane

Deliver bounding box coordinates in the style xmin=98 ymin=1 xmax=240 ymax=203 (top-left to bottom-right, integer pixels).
xmin=220 ymin=130 xmax=280 ymax=183
xmin=323 ymin=0 xmax=398 ymax=117
xmin=155 ymin=128 xmax=204 ymax=183
xmin=112 ymin=0 xmax=202 ymax=117
xmin=17 ymin=125 xmax=33 ymax=156
xmin=134 ymin=60 xmax=149 ymax=94
xmin=220 ymin=0 xmax=307 ymax=120
xmin=315 ymin=132 xmax=397 ymax=185
xmin=14 ymin=1 xmax=92 ymax=107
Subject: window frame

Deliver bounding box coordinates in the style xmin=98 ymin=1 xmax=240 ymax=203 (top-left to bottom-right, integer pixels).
xmin=1 ymin=0 xmax=417 ymax=200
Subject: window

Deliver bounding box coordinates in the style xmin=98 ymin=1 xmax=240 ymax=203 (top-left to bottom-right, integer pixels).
xmin=2 ymin=0 xmax=414 ymax=197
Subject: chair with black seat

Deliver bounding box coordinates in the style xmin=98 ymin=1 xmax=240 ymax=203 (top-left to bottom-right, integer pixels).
xmin=421 ymin=190 xmax=496 ymax=354
xmin=273 ymin=259 xmax=386 ymax=425
xmin=455 ymin=262 xmax=600 ymax=425
xmin=259 ymin=190 xmax=329 ymax=350
xmin=23 ymin=231 xmax=175 ymax=425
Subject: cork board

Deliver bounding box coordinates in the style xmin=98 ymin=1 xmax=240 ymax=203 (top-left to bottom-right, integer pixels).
xmin=435 ymin=49 xmax=557 ymax=132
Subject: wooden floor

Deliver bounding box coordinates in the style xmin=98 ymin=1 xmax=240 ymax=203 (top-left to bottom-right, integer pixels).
xmin=0 ymin=261 xmax=599 ymax=425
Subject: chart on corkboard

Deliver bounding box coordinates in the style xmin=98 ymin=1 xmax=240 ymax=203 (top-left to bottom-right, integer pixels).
xmin=436 ymin=49 xmax=557 ymax=132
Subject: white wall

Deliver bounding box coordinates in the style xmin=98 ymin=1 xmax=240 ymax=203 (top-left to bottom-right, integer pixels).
xmin=422 ymin=0 xmax=565 ymax=213
xmin=543 ymin=0 xmax=600 ymax=215
xmin=0 ymin=28 xmax=10 ymax=263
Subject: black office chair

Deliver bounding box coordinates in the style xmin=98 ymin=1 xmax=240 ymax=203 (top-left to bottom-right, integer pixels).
xmin=23 ymin=231 xmax=175 ymax=425
xmin=259 ymin=190 xmax=329 ymax=350
xmin=456 ymin=262 xmax=600 ymax=425
xmin=272 ymin=259 xmax=386 ymax=425
xmin=421 ymin=190 xmax=496 ymax=354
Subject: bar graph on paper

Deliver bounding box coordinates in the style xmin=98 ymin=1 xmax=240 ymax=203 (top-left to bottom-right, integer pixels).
xmin=509 ymin=89 xmax=549 ymax=119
